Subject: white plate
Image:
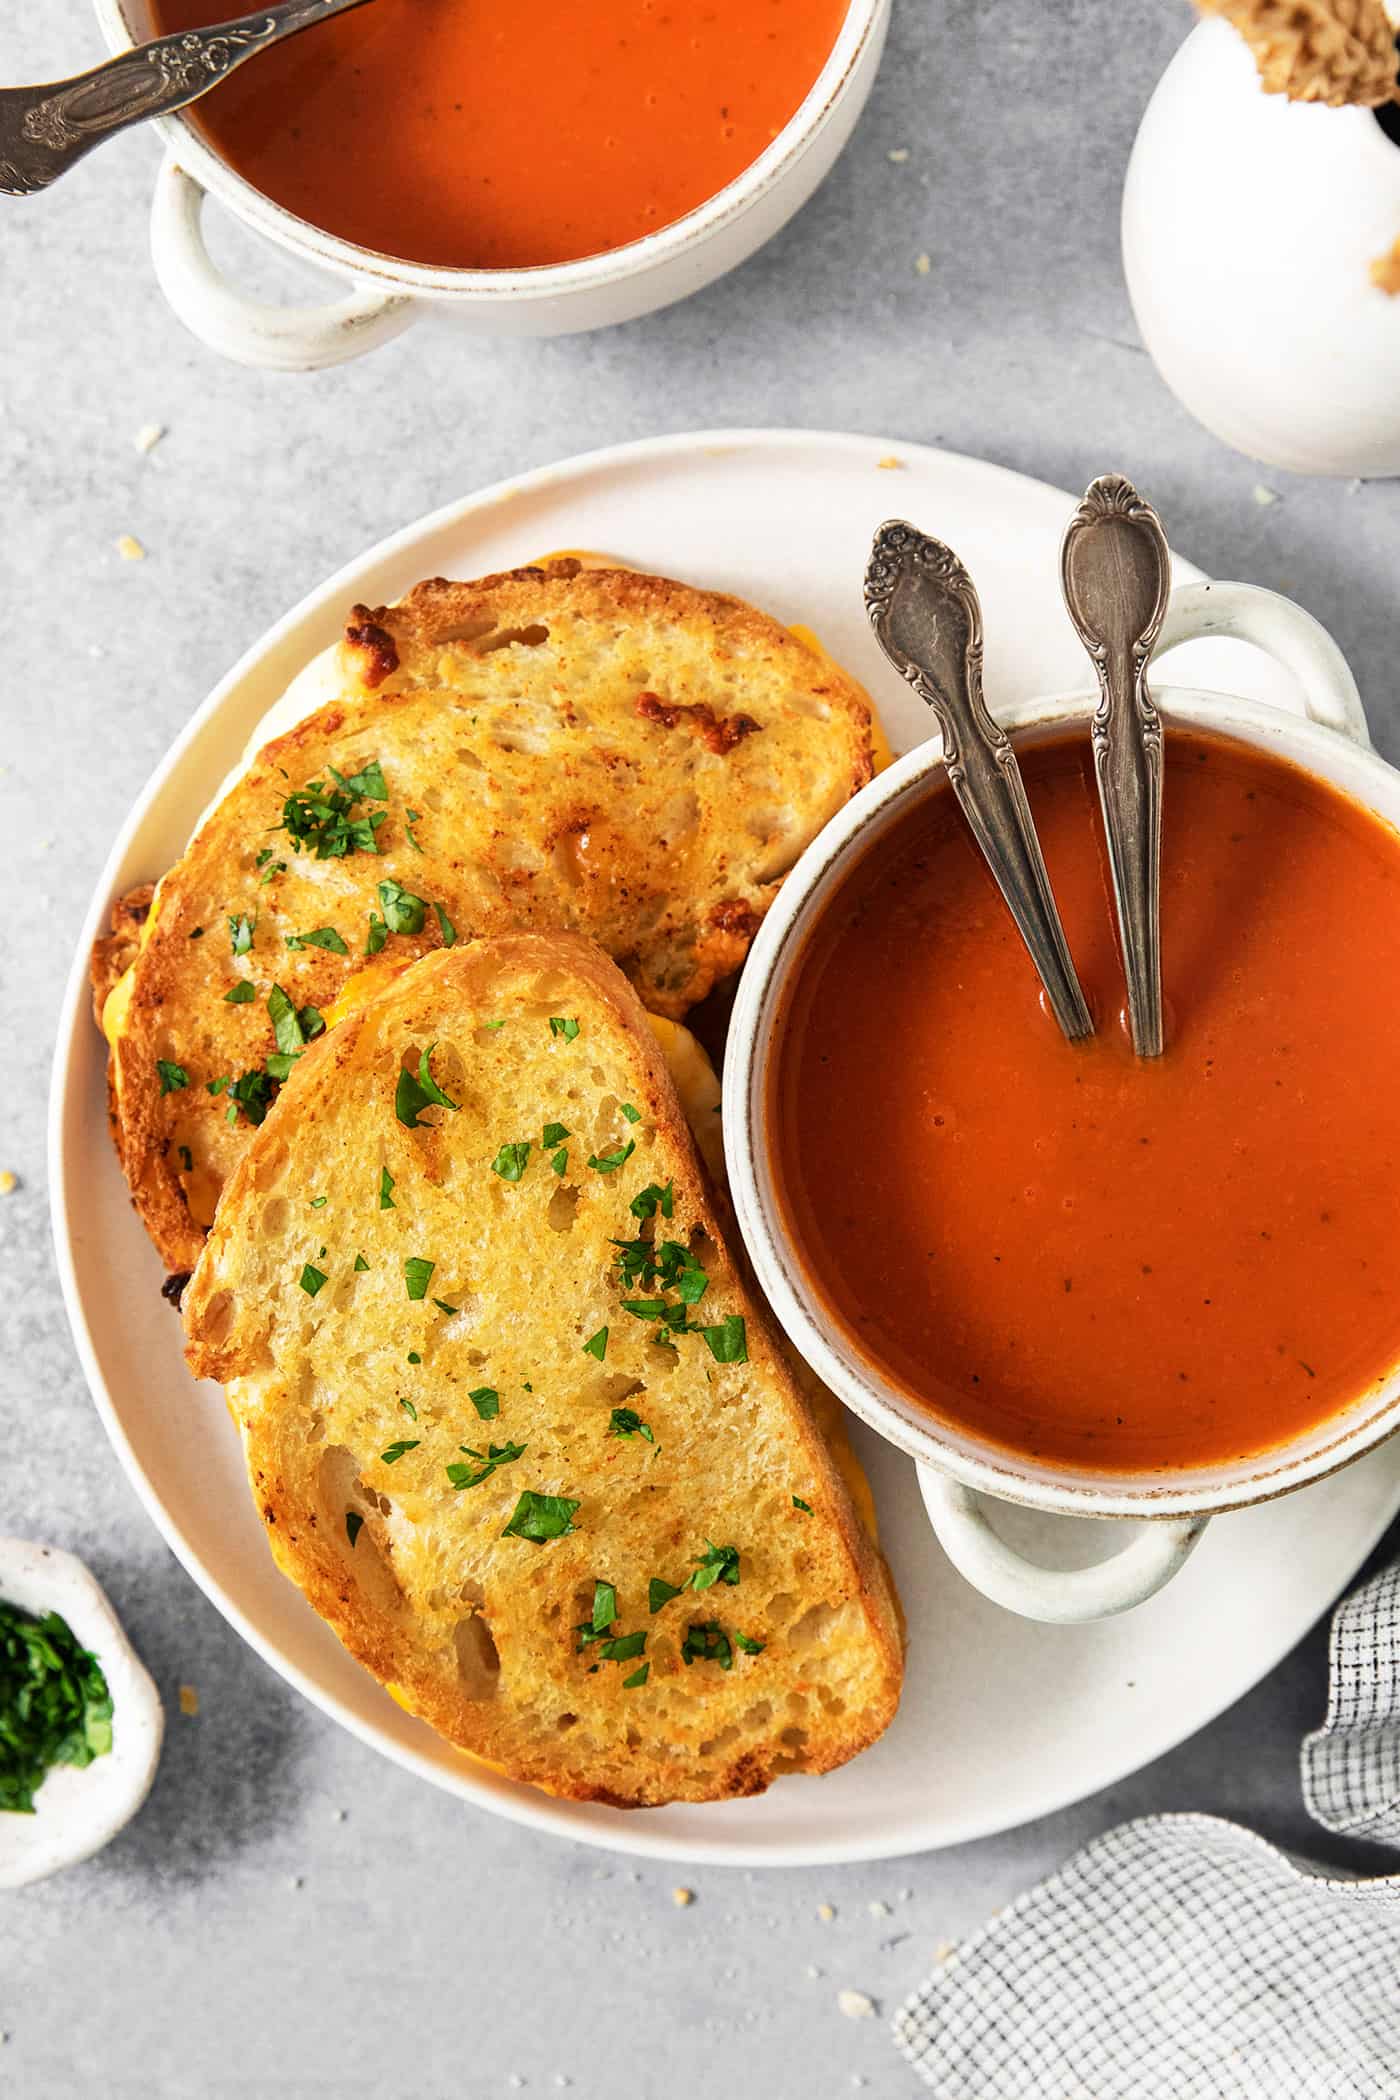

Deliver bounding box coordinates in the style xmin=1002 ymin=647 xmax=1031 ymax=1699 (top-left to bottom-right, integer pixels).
xmin=50 ymin=428 xmax=1400 ymax=1867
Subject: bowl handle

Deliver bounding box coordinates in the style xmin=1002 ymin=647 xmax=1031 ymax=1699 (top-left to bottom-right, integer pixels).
xmin=149 ymin=155 xmax=416 ymax=372
xmin=919 ymin=1470 xmax=1208 ymax=1623
xmin=1154 ymin=579 xmax=1370 ymax=748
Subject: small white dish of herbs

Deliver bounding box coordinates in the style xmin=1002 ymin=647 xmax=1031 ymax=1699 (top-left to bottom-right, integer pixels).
xmin=0 ymin=1540 xmax=163 ymax=1888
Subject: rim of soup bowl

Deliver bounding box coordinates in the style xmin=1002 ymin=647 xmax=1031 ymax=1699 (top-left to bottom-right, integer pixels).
xmin=94 ymin=0 xmax=886 ymax=301
xmin=724 ymin=685 xmax=1400 ymax=1523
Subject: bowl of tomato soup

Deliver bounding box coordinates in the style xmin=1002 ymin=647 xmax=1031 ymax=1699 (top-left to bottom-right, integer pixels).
xmin=725 ymin=578 xmax=1400 ymax=1622
xmin=94 ymin=0 xmax=888 ymax=368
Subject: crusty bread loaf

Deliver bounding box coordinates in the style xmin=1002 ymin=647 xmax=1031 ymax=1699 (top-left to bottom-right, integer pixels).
xmin=182 ymin=934 xmax=902 ymax=1806
xmin=94 ymin=559 xmax=874 ymax=1275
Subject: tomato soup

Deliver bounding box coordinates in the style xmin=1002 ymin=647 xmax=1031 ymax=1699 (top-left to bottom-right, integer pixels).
xmin=772 ymin=730 xmax=1400 ymax=1474
xmin=148 ymin=0 xmax=848 ymax=269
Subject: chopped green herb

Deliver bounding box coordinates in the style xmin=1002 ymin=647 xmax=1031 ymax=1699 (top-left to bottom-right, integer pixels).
xmin=332 ymin=758 xmax=387 ymax=802
xmin=380 ymin=1439 xmax=420 ymax=1465
xmin=156 ymin=1060 xmax=189 ymax=1095
xmin=177 ymin=1145 xmax=194 ymax=1174
xmin=590 ymin=1582 xmax=617 ymax=1635
xmin=0 ymin=1601 xmax=113 ymax=1813
xmin=469 ymin=1387 xmax=500 ymax=1421
xmin=541 ymin=1121 xmax=570 ymax=1148
xmin=365 ymin=912 xmax=387 ymax=957
xmin=622 ymin=1663 xmax=650 ymax=1689
xmin=588 ymin=1139 xmax=635 ymax=1175
xmin=300 ymin=1006 xmax=325 ymax=1040
xmin=548 ymin=1016 xmax=580 ymax=1041
xmin=299 ymin=1263 xmax=327 ymax=1297
xmin=404 ymin=808 xmax=424 ymax=854
xmin=395 ymin=1042 xmax=460 ymax=1128
xmin=229 ymin=913 xmax=255 ymax=957
xmin=702 ymin=1314 xmax=748 ymax=1365
xmin=407 ymin=1351 xmax=421 ymax=1365
xmin=286 ymin=926 xmax=349 ymax=956
xmin=733 ymin=1630 xmax=765 ymax=1656
xmin=501 ymin=1490 xmax=579 ymax=1542
xmin=268 ymin=983 xmax=309 ymax=1058
xmin=648 ymin=1577 xmax=682 ymax=1613
xmin=207 ymin=1076 xmax=230 ymax=1096
xmin=582 ymin=1328 xmax=609 ymax=1362
xmin=690 ymin=1542 xmax=740 ymax=1592
xmin=222 ymin=1068 xmax=277 ymax=1125
xmin=265 ymin=1052 xmax=301 ymax=1082
xmin=309 ymin=1195 xmax=327 ymax=1210
xmin=630 ymin=1181 xmax=674 ymax=1222
xmin=281 ymin=771 xmax=387 ymax=859
xmin=345 ymin=1511 xmax=363 ymax=1548
xmin=792 ymin=1496 xmax=812 ymax=1514
xmin=609 ymin=1407 xmax=656 ymax=1446
xmin=379 ymin=1166 xmax=395 ymax=1209
xmin=447 ymin=1439 xmax=527 ymax=1490
xmin=550 ymin=1147 xmax=568 ymax=1175
xmin=619 ymin=1103 xmax=642 ymax=1124
xmin=621 ymin=1298 xmax=669 ymax=1322
xmin=491 ymin=1141 xmax=532 ymax=1182
xmin=399 ymin=1397 xmax=417 ymax=1420
xmin=377 ymin=878 xmax=426 ymax=937
xmin=681 ymin=1620 xmax=733 ymax=1671
xmin=598 ymin=1630 xmax=647 ymax=1664
xmin=432 ymin=1298 xmax=460 ymax=1317
xmin=223 ymin=981 xmax=255 ymax=1004
xmin=404 ymin=1256 xmax=435 ymax=1301
xmin=258 ymin=858 xmax=287 ymax=888
xmin=432 ymin=901 xmax=457 ymax=949
xmin=353 ymin=1254 xmax=370 ymax=1273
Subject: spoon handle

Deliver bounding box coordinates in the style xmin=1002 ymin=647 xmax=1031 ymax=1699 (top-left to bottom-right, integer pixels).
xmin=1060 ymin=476 xmax=1171 ymax=1059
xmin=0 ymin=0 xmax=374 ymax=196
xmin=866 ymin=521 xmax=1095 ymax=1043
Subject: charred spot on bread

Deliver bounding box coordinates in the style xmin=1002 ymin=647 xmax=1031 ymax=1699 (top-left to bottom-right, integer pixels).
xmin=635 ymin=690 xmax=762 ymax=755
xmin=161 ymin=1270 xmax=192 ymax=1310
xmin=344 ymin=606 xmax=400 ymax=689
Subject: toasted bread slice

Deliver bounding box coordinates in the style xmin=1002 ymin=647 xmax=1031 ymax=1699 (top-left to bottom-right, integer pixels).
xmin=182 ymin=934 xmax=902 ymax=1806
xmin=94 ymin=559 xmax=874 ymax=1275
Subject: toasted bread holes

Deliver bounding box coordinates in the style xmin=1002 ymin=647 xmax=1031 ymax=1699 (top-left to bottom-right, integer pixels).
xmin=478 ymin=623 xmax=550 ymax=653
xmin=546 ymin=1182 xmax=580 ymax=1233
xmin=454 ymin=1612 xmax=501 ymax=1699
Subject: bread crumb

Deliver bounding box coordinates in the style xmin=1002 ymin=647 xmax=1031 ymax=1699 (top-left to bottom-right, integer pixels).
xmin=932 ymin=1939 xmax=956 ymax=1964
xmin=0 ymin=1173 xmax=16 ymax=1197
xmin=817 ymin=1902 xmax=836 ymax=1921
xmin=867 ymin=1899 xmax=891 ymax=1918
xmin=116 ymin=534 xmax=146 ymax=562
xmin=1252 ymin=483 xmax=1281 ymax=507
xmin=672 ymin=1886 xmax=695 ymax=1907
xmin=134 ymin=423 xmax=166 ymax=454
xmin=178 ymin=1684 xmax=199 ymax=1717
xmin=914 ymin=252 xmax=932 ymax=277
xmin=837 ymin=1989 xmax=877 ymax=2019
xmin=887 ymin=147 xmax=910 ymax=163
xmin=877 ymin=455 xmax=904 ymax=470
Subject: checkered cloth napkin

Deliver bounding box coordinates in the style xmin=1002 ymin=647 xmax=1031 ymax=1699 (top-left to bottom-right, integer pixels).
xmin=893 ymin=1561 xmax=1400 ymax=2098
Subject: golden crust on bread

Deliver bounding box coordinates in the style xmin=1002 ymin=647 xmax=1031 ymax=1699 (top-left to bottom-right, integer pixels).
xmin=182 ymin=934 xmax=902 ymax=1806
xmin=95 ymin=560 xmax=874 ymax=1274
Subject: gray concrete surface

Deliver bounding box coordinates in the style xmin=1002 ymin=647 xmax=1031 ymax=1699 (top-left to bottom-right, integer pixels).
xmin=5 ymin=2 xmax=1400 ymax=2093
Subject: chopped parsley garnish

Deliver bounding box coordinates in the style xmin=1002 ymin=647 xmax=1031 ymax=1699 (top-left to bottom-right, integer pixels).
xmin=469 ymin=1387 xmax=500 ymax=1420
xmin=446 ymin=1439 xmax=527 ymax=1490
xmin=0 ymin=1601 xmax=113 ymax=1813
xmin=399 ymin=1397 xmax=417 ymax=1420
xmin=598 ymin=1630 xmax=647 ymax=1664
xmin=178 ymin=1145 xmax=193 ymax=1174
xmin=609 ymin=1406 xmax=655 ymax=1445
xmin=223 ymin=981 xmax=255 ymax=1004
xmin=265 ymin=1052 xmax=301 ymax=1082
xmin=224 ymin=1068 xmax=276 ymax=1124
xmin=268 ymin=983 xmax=312 ymax=1058
xmin=491 ymin=1141 xmax=531 ymax=1182
xmin=583 ymin=1328 xmax=608 ymax=1362
xmin=702 ymin=1314 xmax=748 ymax=1365
xmin=353 ymin=1254 xmax=370 ymax=1273
xmin=380 ymin=1439 xmax=420 ymax=1465
xmin=365 ymin=911 xmax=387 ymax=957
xmin=689 ymin=1542 xmax=740 ymax=1592
xmin=281 ymin=767 xmax=387 ymax=859
xmin=404 ymin=808 xmax=424 ymax=853
xmin=299 ymin=1263 xmax=327 ymax=1297
xmin=588 ymin=1139 xmax=635 ymax=1175
xmin=792 ymin=1496 xmax=812 ymax=1513
xmin=229 ymin=913 xmax=255 ymax=957
xmin=622 ymin=1663 xmax=649 ymax=1689
xmin=630 ymin=1181 xmax=674 ymax=1222
xmin=377 ymin=878 xmax=426 ymax=937
xmin=207 ymin=1077 xmax=230 ymax=1095
xmin=395 ymin=1042 xmax=460 ymax=1128
xmin=548 ymin=1016 xmax=580 ymax=1041
xmin=648 ymin=1577 xmax=682 ymax=1613
xmin=156 ymin=1060 xmax=188 ymax=1095
xmin=620 ymin=1103 xmax=642 ymax=1124
xmin=681 ymin=1621 xmax=733 ymax=1671
xmin=574 ymin=1580 xmax=617 ymax=1649
xmin=433 ymin=901 xmax=457 ymax=948
xmin=285 ymin=926 xmax=349 ymax=956
xmin=345 ymin=1511 xmax=363 ymax=1548
xmin=541 ymin=1121 xmax=570 ymax=1148
xmin=310 ymin=1195 xmax=327 ymax=1210
xmin=483 ymin=1019 xmax=506 ymax=1032
xmin=501 ymin=1491 xmax=579 ymax=1542
xmin=432 ymin=1298 xmax=459 ymax=1316
xmin=407 ymin=1351 xmax=421 ymax=1365
xmin=258 ymin=858 xmax=287 ymax=887
xmin=404 ymin=1256 xmax=435 ymax=1301
xmin=379 ymin=1166 xmax=396 ymax=1209
xmin=733 ymin=1631 xmax=765 ymax=1656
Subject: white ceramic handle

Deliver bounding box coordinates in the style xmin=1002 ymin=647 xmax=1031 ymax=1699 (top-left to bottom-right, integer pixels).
xmin=149 ymin=155 xmax=416 ymax=372
xmin=920 ymin=1471 xmax=1207 ymax=1624
xmin=1155 ymin=579 xmax=1370 ymax=748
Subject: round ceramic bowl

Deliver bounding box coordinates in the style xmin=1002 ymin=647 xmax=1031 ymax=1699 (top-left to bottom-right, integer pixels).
xmin=93 ymin=0 xmax=890 ymax=370
xmin=725 ymin=579 xmax=1393 ymax=1624
xmin=0 ymin=1541 xmax=163 ymax=1887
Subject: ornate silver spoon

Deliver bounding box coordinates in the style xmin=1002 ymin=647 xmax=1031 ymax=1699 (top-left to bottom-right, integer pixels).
xmin=1 ymin=0 xmax=376 ymax=198
xmin=1060 ymin=474 xmax=1171 ymax=1059
xmin=865 ymin=520 xmax=1095 ymax=1044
